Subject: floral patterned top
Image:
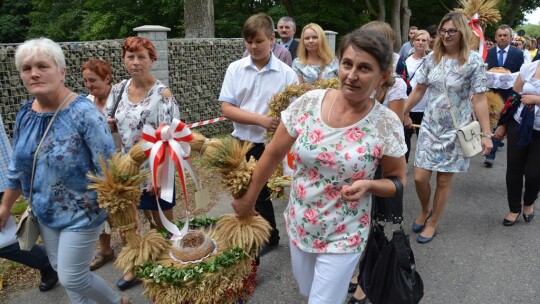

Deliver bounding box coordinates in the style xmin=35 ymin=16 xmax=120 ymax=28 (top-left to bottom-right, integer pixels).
xmin=7 ymin=96 xmax=115 ymax=231
xmin=414 ymin=52 xmax=488 ymax=172
xmin=281 ymin=89 xmax=406 ymax=253
xmin=292 ymin=57 xmax=339 ymax=84
xmin=109 ymin=79 xmax=180 ymax=154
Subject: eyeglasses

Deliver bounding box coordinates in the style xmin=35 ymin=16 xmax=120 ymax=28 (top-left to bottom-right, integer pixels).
xmin=438 ymin=29 xmax=459 ymax=37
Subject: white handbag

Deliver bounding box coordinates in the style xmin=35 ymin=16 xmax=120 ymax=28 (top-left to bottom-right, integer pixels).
xmin=441 ymin=59 xmax=482 ymax=158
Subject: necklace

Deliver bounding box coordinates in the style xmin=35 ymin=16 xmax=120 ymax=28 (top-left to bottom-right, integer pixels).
xmin=327 ymin=93 xmax=337 ymax=123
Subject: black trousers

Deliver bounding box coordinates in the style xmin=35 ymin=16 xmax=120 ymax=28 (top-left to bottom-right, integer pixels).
xmin=404 ymin=112 xmax=424 ymax=163
xmin=506 ymin=119 xmax=540 ymax=213
xmin=245 ymin=142 xmax=280 ymax=245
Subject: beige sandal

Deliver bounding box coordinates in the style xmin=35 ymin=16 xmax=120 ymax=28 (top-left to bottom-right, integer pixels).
xmin=89 ymin=251 xmax=115 ymax=271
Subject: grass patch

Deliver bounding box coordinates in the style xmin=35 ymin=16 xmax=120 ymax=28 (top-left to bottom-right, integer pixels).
xmin=11 ymin=198 xmax=28 ymax=216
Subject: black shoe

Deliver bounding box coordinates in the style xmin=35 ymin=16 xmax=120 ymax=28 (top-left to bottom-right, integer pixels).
xmin=259 ymin=243 xmax=278 ymax=257
xmin=116 ymin=277 xmax=141 ymax=291
xmin=503 ymin=212 xmax=521 ymax=226
xmin=484 ymin=161 xmax=493 ymax=168
xmin=523 ymin=212 xmax=535 ymax=223
xmin=499 ymin=142 xmax=504 ymax=147
xmin=348 ymin=281 xmax=358 ymax=293
xmin=39 ymin=265 xmax=58 ymax=292
xmin=348 ymin=295 xmax=368 ymax=304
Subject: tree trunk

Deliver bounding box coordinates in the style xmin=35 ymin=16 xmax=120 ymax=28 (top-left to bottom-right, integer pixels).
xmin=281 ymin=0 xmax=295 ymax=17
xmin=503 ymin=0 xmax=525 ymax=27
xmin=390 ymin=0 xmax=401 ymax=51
xmin=378 ymin=0 xmax=386 ymax=21
xmin=184 ymin=0 xmax=215 ymax=38
xmin=400 ymin=0 xmax=411 ymax=47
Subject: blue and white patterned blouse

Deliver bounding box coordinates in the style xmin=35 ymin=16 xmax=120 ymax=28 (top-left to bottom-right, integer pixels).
xmin=292 ymin=57 xmax=339 ymax=84
xmin=7 ymin=95 xmax=115 ymax=231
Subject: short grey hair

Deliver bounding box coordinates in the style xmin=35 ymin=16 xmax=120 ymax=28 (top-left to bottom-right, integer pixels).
xmin=278 ymin=16 xmax=296 ymax=30
xmin=497 ymin=24 xmax=513 ymax=36
xmin=15 ymin=38 xmax=66 ymax=72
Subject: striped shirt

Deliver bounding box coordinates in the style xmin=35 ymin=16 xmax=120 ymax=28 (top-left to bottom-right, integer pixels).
xmin=0 ymin=114 xmax=12 ymax=193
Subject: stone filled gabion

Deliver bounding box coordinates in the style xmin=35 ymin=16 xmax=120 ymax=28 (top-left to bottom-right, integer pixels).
xmin=1 ymin=38 xmax=243 ymax=140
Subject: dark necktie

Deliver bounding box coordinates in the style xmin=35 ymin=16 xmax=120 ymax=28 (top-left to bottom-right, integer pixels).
xmin=498 ymin=49 xmax=505 ymax=67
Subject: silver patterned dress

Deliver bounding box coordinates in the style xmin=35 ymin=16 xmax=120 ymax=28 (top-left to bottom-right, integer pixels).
xmin=414 ymin=51 xmax=488 ymax=172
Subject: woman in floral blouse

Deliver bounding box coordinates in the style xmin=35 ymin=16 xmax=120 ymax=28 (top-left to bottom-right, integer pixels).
xmin=107 ymin=36 xmax=180 ymax=290
xmin=0 ymin=38 xmax=127 ymax=303
xmin=232 ymin=29 xmax=407 ymax=303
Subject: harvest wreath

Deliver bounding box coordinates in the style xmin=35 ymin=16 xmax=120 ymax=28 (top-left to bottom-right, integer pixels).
xmin=88 ymin=119 xmax=271 ymax=304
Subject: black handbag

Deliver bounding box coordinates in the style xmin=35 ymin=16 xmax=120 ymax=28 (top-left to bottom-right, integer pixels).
xmin=360 ymin=177 xmax=424 ymax=304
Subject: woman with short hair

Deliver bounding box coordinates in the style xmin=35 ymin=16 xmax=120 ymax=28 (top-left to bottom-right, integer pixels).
xmin=0 ymin=37 xmax=128 ymax=304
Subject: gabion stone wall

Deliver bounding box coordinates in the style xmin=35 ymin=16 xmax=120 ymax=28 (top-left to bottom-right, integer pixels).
xmin=1 ymin=38 xmax=245 ymax=140
xmin=168 ymin=38 xmax=244 ymax=136
xmin=0 ymin=40 xmax=130 ymax=139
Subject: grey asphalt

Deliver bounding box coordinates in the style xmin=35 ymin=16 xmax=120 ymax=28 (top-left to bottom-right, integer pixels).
xmin=7 ymin=142 xmax=540 ymax=304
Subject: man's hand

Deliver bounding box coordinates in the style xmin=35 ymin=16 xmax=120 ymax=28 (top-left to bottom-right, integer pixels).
xmin=0 ymin=204 xmax=11 ymax=229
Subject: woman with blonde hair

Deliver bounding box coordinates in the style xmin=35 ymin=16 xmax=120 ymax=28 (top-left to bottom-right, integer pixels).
xmin=404 ymin=12 xmax=492 ymax=243
xmin=292 ymin=23 xmax=338 ymax=84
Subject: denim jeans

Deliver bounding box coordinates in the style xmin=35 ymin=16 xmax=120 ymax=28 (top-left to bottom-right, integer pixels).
xmin=39 ymin=222 xmax=121 ymax=304
xmin=485 ymin=137 xmax=501 ymax=163
xmin=0 ymin=242 xmax=51 ymax=270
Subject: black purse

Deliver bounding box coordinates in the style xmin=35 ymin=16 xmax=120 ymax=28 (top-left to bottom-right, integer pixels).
xmin=359 ymin=177 xmax=424 ymax=304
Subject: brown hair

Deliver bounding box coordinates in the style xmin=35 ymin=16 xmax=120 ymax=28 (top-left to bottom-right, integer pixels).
xmin=297 ymin=23 xmax=334 ymax=67
xmin=360 ymin=21 xmax=396 ymax=45
xmin=81 ymin=59 xmax=112 ymax=84
xmin=121 ymin=37 xmax=157 ymax=61
xmin=433 ymin=12 xmax=471 ymax=66
xmin=242 ymin=13 xmax=274 ymax=40
xmin=338 ymin=29 xmax=395 ymax=88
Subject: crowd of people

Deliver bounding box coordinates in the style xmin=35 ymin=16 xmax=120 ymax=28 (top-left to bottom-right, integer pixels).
xmin=0 ymin=9 xmax=539 ymax=304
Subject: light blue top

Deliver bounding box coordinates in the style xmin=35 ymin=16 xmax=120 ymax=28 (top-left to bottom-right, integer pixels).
xmin=7 ymin=95 xmax=115 ymax=231
xmin=0 ymin=115 xmax=12 ymax=193
xmin=292 ymin=57 xmax=338 ymax=84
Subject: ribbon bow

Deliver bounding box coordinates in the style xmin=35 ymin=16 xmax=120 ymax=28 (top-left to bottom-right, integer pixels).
xmin=142 ymin=119 xmax=200 ymax=239
xmin=469 ymin=13 xmax=487 ymax=61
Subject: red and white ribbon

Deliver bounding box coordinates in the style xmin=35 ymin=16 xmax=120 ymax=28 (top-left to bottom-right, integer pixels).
xmin=469 ymin=13 xmax=487 ymax=61
xmin=142 ymin=119 xmax=200 ymax=239
xmin=187 ymin=116 xmax=227 ymax=128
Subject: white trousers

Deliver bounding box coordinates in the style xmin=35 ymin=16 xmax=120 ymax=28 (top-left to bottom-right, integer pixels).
xmin=290 ymin=240 xmax=361 ymax=304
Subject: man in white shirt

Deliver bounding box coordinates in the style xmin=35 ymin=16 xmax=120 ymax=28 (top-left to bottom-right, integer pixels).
xmin=220 ymin=13 xmax=299 ymax=256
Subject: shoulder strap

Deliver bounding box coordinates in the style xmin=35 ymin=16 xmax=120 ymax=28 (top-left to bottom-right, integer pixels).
xmin=408 ymin=57 xmax=426 ymax=81
xmin=28 ymin=92 xmax=76 ymax=207
xmin=110 ymin=81 xmax=127 ymax=119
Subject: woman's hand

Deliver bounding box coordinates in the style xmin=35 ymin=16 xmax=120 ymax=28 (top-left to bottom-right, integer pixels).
xmin=520 ymin=93 xmax=540 ymax=105
xmin=493 ymin=125 xmax=507 ymax=140
xmin=481 ymin=137 xmax=493 ymax=156
xmin=106 ymin=117 xmax=118 ymax=133
xmin=0 ymin=204 xmax=11 ymax=229
xmin=403 ymin=115 xmax=413 ymax=128
xmin=231 ymin=196 xmax=258 ymax=218
xmin=340 ymin=180 xmax=369 ymax=201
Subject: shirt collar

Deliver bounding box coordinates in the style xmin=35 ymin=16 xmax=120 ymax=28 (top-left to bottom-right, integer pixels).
xmin=497 ymin=45 xmax=510 ymax=53
xmin=244 ymin=52 xmax=279 ymax=72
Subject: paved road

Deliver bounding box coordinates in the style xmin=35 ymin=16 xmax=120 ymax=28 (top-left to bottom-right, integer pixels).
xmin=8 ymin=143 xmax=540 ymax=303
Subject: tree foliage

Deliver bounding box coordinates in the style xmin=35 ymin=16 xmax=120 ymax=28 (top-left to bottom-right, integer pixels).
xmin=0 ymin=0 xmax=537 ymax=43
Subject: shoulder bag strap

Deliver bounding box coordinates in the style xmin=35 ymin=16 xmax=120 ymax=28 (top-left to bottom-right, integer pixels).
xmin=441 ymin=58 xmax=462 ymax=130
xmin=408 ymin=57 xmax=426 ymax=81
xmin=441 ymin=58 xmax=477 ymax=130
xmin=110 ymin=81 xmax=127 ymax=119
xmin=28 ymin=92 xmax=75 ymax=208
xmin=386 ymin=176 xmax=403 ymax=225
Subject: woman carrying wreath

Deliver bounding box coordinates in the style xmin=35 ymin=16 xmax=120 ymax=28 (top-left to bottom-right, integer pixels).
xmin=232 ymin=29 xmax=407 ymax=303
